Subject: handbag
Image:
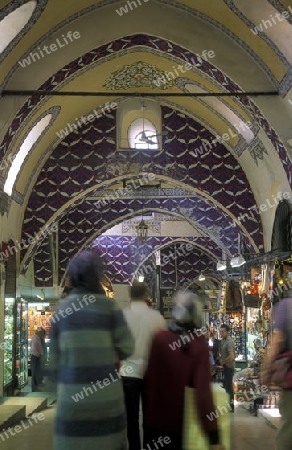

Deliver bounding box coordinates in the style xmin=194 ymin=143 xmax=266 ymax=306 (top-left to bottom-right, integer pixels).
xmin=183 ymin=384 xmax=230 ymax=450
xmin=270 ymin=351 xmax=292 ymax=389
xmin=270 ymin=298 xmax=292 ymax=389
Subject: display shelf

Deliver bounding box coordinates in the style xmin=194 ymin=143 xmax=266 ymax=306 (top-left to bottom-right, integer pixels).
xmin=15 ymin=299 xmax=28 ymax=388
xmin=4 ymin=298 xmax=15 ymax=387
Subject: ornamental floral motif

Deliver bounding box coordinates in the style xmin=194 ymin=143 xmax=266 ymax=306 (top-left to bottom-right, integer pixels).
xmin=104 ymin=61 xmax=174 ymax=90
xmin=250 ymin=142 xmax=268 ymax=166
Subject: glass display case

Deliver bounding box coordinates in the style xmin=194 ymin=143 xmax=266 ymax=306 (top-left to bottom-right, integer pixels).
xmin=15 ymin=298 xmax=28 ymax=388
xmin=4 ymin=297 xmax=15 ymax=387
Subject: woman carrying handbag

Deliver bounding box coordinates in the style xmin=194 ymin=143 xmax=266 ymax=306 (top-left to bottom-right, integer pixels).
xmin=143 ymin=290 xmax=226 ymax=450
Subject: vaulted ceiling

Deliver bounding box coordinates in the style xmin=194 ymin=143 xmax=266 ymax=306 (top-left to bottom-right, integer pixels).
xmin=0 ymin=0 xmax=291 ymax=288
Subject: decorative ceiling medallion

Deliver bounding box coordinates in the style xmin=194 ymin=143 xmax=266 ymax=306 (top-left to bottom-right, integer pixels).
xmin=103 ymin=61 xmax=174 ymax=90
xmin=250 ymin=142 xmax=268 ymax=166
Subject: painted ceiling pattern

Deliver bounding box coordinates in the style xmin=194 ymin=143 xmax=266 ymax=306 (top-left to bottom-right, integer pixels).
xmin=89 ymin=238 xmax=218 ymax=287
xmin=1 ymin=35 xmax=291 ymax=189
xmin=20 ymin=105 xmax=264 ymax=285
xmin=33 ymin=234 xmax=219 ymax=286
xmin=28 ymin=193 xmax=249 ymax=285
xmin=0 ymin=2 xmax=290 ymax=292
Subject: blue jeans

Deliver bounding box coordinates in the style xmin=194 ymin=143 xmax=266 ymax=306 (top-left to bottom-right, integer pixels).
xmin=223 ymin=366 xmax=234 ymax=410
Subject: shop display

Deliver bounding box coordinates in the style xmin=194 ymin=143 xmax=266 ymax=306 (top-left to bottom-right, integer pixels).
xmin=159 ymin=288 xmax=174 ymax=320
xmin=4 ymin=297 xmax=15 ymax=387
xmin=226 ymin=312 xmax=246 ymax=361
xmin=27 ymin=302 xmax=56 ymax=370
xmin=27 ymin=302 xmax=55 ymax=339
xmin=15 ymin=299 xmax=28 ymax=388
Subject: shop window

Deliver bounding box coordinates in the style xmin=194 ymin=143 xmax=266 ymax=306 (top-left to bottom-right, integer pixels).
xmin=0 ymin=1 xmax=37 ymax=54
xmin=4 ymin=113 xmax=53 ymax=196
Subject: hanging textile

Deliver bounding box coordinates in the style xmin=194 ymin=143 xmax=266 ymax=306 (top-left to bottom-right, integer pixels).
xmin=271 ymin=200 xmax=292 ymax=252
xmin=225 ymin=280 xmax=243 ymax=312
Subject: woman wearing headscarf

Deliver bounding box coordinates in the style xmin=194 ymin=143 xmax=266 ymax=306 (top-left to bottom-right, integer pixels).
xmin=143 ymin=290 xmax=224 ymax=450
xmin=49 ymin=251 xmax=134 ymax=450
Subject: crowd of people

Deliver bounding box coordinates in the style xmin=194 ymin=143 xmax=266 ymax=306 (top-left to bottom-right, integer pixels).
xmin=38 ymin=250 xmax=292 ymax=450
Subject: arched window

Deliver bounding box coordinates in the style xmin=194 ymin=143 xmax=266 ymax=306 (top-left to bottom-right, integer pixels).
xmin=4 ymin=113 xmax=53 ymax=196
xmin=0 ymin=1 xmax=37 ymax=54
xmin=128 ymin=118 xmax=159 ymax=150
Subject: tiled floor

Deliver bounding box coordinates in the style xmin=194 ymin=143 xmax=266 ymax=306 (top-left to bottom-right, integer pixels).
xmin=1 ymin=388 xmax=278 ymax=449
xmin=231 ymin=405 xmax=278 ymax=450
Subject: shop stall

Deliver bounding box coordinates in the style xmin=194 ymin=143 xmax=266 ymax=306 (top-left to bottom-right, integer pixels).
xmin=27 ymin=301 xmax=57 ymax=374
xmin=15 ymin=298 xmax=28 ymax=389
xmin=4 ymin=297 xmax=15 ymax=394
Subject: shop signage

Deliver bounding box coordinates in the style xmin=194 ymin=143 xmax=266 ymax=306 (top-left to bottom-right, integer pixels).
xmin=160 ymin=289 xmax=174 ymax=320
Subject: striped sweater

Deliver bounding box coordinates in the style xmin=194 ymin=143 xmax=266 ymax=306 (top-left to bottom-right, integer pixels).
xmin=49 ymin=288 xmax=134 ymax=450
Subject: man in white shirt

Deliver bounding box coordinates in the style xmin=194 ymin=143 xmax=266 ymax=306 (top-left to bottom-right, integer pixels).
xmin=120 ymin=282 xmax=167 ymax=450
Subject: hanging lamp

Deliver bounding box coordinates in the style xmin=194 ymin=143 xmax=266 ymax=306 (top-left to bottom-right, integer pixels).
xmin=136 ymin=187 xmax=148 ymax=241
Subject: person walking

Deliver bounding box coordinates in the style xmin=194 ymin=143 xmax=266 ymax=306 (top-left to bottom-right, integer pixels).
xmin=30 ymin=328 xmax=43 ymax=392
xmin=49 ymin=251 xmax=134 ymax=450
xmin=143 ymin=290 xmax=224 ymax=450
xmin=261 ymin=292 xmax=292 ymax=450
xmin=39 ymin=327 xmax=47 ymax=385
xmin=120 ymin=281 xmax=167 ymax=450
xmin=220 ymin=324 xmax=235 ymax=412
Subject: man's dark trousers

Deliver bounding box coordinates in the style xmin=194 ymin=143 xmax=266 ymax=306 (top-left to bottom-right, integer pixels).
xmin=122 ymin=376 xmax=145 ymax=450
xmin=31 ymin=355 xmax=41 ymax=392
xmin=223 ymin=365 xmax=234 ymax=411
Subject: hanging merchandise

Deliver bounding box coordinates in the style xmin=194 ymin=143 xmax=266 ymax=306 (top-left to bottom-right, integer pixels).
xmin=225 ymin=279 xmax=243 ymax=312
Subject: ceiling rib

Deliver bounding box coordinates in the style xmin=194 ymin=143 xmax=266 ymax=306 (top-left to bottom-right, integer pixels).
xmin=1 ymin=90 xmax=279 ymax=98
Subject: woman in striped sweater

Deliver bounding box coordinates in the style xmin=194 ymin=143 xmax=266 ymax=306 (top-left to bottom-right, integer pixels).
xmin=49 ymin=251 xmax=134 ymax=450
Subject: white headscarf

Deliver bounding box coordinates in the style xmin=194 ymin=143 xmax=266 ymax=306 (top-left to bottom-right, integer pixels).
xmin=170 ymin=290 xmax=204 ymax=331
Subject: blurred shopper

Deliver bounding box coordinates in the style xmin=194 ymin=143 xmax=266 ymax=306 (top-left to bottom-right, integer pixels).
xmin=31 ymin=328 xmax=43 ymax=392
xmin=261 ymin=293 xmax=292 ymax=450
xmin=49 ymin=251 xmax=134 ymax=450
xmin=39 ymin=327 xmax=47 ymax=385
xmin=220 ymin=325 xmax=235 ymax=412
xmin=143 ymin=290 xmax=224 ymax=450
xmin=120 ymin=281 xmax=167 ymax=450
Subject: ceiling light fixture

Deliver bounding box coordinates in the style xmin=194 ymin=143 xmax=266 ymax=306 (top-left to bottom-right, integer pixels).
xmin=230 ymin=255 xmax=246 ymax=267
xmin=136 ymin=186 xmax=148 ymax=242
xmin=216 ymin=261 xmax=227 ymax=271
